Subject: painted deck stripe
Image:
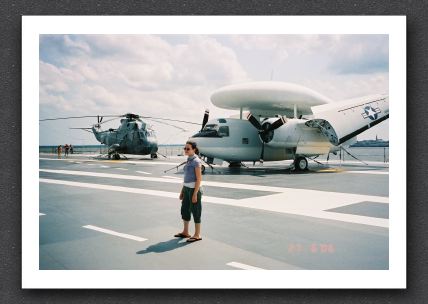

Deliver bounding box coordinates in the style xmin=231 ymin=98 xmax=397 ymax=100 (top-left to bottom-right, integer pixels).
xmin=39 ymin=213 xmax=45 ymax=216
xmin=227 ymin=262 xmax=264 ymax=270
xmin=40 ymin=157 xmax=389 ymax=168
xmin=346 ymin=170 xmax=389 ymax=175
xmin=136 ymin=171 xmax=151 ymax=175
xmin=39 ymin=169 xmax=388 ymax=203
xmin=100 ymin=165 xmax=110 ymax=168
xmin=39 ymin=178 xmax=234 ymax=204
xmin=162 ymin=175 xmax=181 ymax=179
xmin=115 ymin=168 xmax=128 ymax=171
xmin=39 ymin=157 xmax=181 ymax=166
xmin=39 ymin=178 xmax=388 ymax=228
xmin=82 ymin=225 xmax=147 ymax=242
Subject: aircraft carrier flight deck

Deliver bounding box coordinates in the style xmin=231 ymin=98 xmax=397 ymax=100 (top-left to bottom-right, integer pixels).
xmin=39 ymin=151 xmax=389 ymax=270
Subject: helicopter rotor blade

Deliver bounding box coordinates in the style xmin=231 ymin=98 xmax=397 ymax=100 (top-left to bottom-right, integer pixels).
xmin=39 ymin=115 xmax=120 ymax=122
xmin=144 ymin=117 xmax=188 ymax=132
xmin=98 ymin=117 xmax=120 ymax=125
xmin=138 ymin=116 xmax=199 ymax=125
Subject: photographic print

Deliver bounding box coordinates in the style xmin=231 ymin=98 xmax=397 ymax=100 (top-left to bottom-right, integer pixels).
xmin=22 ymin=16 xmax=406 ymax=288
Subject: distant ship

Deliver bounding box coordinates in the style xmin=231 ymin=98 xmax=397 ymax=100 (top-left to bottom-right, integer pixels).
xmin=350 ymin=135 xmax=389 ymax=147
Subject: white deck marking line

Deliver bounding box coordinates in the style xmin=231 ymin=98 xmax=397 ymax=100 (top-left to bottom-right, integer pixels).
xmin=227 ymin=262 xmax=264 ymax=270
xmin=82 ymin=225 xmax=147 ymax=242
xmin=39 ymin=157 xmax=181 ymax=166
xmin=39 ymin=178 xmax=232 ymax=203
xmin=136 ymin=171 xmax=151 ymax=175
xmin=162 ymin=175 xmax=181 ymax=179
xmin=39 ymin=178 xmax=388 ymax=228
xmin=73 ymin=161 xmax=81 ymax=164
xmin=39 ymin=169 xmax=388 ymax=203
xmin=100 ymin=165 xmax=110 ymax=168
xmin=115 ymin=168 xmax=128 ymax=171
xmin=39 ymin=213 xmax=45 ymax=216
xmin=346 ymin=171 xmax=389 ymax=175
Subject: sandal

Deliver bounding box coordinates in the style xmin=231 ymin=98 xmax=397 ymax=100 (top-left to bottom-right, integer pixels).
xmin=186 ymin=237 xmax=202 ymax=243
xmin=174 ymin=233 xmax=191 ymax=238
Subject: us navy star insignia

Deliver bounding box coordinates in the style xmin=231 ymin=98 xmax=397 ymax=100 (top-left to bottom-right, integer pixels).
xmin=361 ymin=105 xmax=381 ymax=120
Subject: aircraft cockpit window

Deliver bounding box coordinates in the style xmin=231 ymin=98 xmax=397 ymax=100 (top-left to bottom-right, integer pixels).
xmin=218 ymin=118 xmax=227 ymax=123
xmin=203 ymin=124 xmax=218 ymax=131
xmin=218 ymin=126 xmax=229 ymax=137
xmin=192 ymin=123 xmax=222 ymax=138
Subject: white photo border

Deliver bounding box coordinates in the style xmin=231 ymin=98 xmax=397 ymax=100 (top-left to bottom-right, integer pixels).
xmin=23 ymin=15 xmax=406 ymax=288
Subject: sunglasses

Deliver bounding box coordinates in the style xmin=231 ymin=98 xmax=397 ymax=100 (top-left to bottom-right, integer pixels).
xmin=183 ymin=147 xmax=192 ymax=151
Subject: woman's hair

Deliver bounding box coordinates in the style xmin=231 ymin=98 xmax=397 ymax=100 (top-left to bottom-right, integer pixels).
xmin=186 ymin=140 xmax=199 ymax=155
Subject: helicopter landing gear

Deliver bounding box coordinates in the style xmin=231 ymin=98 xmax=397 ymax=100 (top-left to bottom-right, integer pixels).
xmin=150 ymin=153 xmax=158 ymax=159
xmin=108 ymin=151 xmax=121 ymax=160
xmin=294 ymin=156 xmax=308 ymax=171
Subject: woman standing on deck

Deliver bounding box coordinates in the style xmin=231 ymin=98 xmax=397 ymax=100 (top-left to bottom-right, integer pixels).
xmin=174 ymin=141 xmax=203 ymax=243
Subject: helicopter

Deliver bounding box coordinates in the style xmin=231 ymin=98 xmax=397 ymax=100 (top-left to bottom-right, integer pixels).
xmin=39 ymin=113 xmax=199 ymax=160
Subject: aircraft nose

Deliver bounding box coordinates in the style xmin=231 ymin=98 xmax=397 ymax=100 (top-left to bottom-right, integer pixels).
xmin=189 ymin=131 xmax=199 ymax=138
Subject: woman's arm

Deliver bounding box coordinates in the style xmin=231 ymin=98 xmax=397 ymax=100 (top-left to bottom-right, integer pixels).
xmin=192 ymin=166 xmax=202 ymax=203
xmin=179 ymin=186 xmax=184 ymax=200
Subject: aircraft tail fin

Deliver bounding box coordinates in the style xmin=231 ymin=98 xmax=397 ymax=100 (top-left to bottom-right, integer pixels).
xmin=306 ymin=94 xmax=389 ymax=145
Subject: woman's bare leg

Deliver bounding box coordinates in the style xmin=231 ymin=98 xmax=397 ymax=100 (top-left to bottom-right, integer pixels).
xmin=182 ymin=220 xmax=190 ymax=236
xmin=193 ymin=223 xmax=201 ymax=239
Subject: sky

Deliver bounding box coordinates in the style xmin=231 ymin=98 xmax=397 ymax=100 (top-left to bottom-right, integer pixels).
xmin=39 ymin=34 xmax=389 ymax=145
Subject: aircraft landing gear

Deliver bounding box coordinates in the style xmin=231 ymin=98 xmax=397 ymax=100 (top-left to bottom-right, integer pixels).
xmin=228 ymin=161 xmax=242 ymax=168
xmin=150 ymin=153 xmax=158 ymax=159
xmin=294 ymin=156 xmax=308 ymax=171
xmin=108 ymin=152 xmax=121 ymax=160
xmin=201 ymin=165 xmax=206 ymax=174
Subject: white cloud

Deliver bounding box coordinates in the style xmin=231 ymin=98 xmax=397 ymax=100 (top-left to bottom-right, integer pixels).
xmin=39 ymin=34 xmax=250 ymax=144
xmin=39 ymin=34 xmax=388 ymax=145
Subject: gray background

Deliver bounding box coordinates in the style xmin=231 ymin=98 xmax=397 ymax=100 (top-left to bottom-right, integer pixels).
xmin=1 ymin=0 xmax=427 ymax=303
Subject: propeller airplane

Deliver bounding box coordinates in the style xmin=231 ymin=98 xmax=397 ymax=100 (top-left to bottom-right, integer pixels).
xmin=190 ymin=81 xmax=389 ymax=171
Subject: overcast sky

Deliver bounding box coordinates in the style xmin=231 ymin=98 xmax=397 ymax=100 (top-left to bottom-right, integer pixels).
xmin=39 ymin=34 xmax=389 ymax=145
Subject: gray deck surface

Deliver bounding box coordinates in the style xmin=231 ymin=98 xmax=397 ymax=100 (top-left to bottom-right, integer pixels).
xmin=39 ymin=154 xmax=389 ymax=270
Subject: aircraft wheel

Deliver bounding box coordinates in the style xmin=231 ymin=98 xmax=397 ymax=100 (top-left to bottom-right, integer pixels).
xmin=201 ymin=165 xmax=206 ymax=174
xmin=151 ymin=153 xmax=158 ymax=159
xmin=228 ymin=162 xmax=241 ymax=168
xmin=294 ymin=156 xmax=308 ymax=171
xmin=114 ymin=153 xmax=120 ymax=160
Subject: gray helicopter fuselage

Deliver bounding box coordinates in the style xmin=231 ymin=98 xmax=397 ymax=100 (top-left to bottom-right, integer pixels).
xmin=190 ymin=117 xmax=338 ymax=162
xmin=93 ymin=119 xmax=158 ymax=155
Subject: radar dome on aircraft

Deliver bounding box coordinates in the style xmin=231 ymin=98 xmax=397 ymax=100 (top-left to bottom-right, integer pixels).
xmin=210 ymin=81 xmax=332 ymax=117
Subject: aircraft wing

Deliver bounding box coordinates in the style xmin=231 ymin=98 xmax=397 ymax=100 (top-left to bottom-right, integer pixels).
xmin=304 ymin=94 xmax=389 ymax=145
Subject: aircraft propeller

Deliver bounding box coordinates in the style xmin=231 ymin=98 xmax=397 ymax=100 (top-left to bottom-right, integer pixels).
xmin=201 ymin=109 xmax=210 ymax=131
xmin=246 ymin=113 xmax=286 ymax=163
